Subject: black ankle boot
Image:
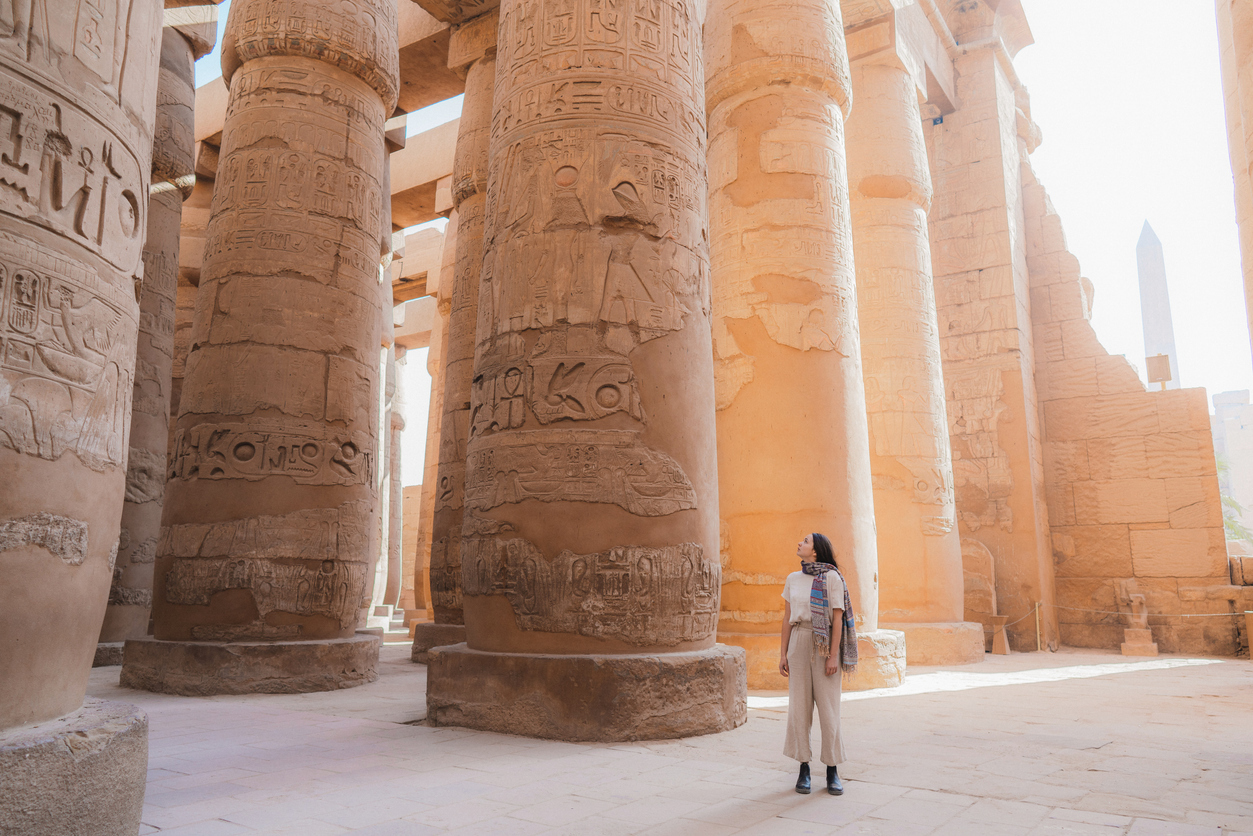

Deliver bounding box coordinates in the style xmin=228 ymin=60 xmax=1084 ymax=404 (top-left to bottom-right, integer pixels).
xmin=826 ymin=765 xmax=843 ymax=796
xmin=795 ymin=762 xmax=811 ymax=794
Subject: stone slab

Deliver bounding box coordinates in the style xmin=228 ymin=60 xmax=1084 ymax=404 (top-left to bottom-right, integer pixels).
xmin=120 ymin=635 xmax=379 ymax=696
xmin=0 ymin=698 xmax=147 ymax=836
xmin=881 ymin=622 xmax=986 ymax=666
xmin=93 ymin=642 xmax=125 ymax=667
xmin=411 ymin=622 xmax=467 ymax=663
xmin=426 ymin=643 xmax=747 ymax=741
xmin=843 ymin=629 xmax=907 ymax=691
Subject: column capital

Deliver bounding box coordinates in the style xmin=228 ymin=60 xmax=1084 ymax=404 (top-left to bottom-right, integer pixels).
xmin=448 ymin=9 xmax=499 ymax=76
xmin=222 ymin=0 xmax=401 ymax=111
xmin=845 ymin=3 xmax=956 ymax=116
xmin=414 ymin=0 xmax=499 ymax=25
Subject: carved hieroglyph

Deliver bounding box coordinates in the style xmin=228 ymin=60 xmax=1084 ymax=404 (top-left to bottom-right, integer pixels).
xmin=848 ymin=58 xmax=964 ymax=624
xmin=149 ymin=0 xmax=399 ymax=644
xmin=460 ymin=0 xmax=721 ymax=652
xmin=0 ymin=0 xmax=161 ymax=729
xmin=429 ymin=37 xmax=495 ymax=624
xmin=102 ymin=27 xmax=202 ymax=643
xmin=705 ymin=0 xmax=881 ymax=678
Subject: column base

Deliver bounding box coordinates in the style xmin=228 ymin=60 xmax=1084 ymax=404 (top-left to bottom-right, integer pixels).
xmin=717 ymin=631 xmax=787 ymax=689
xmin=120 ymin=635 xmax=379 ymax=696
xmin=844 ymin=629 xmax=907 ymax=691
xmin=0 ymin=698 xmax=147 ymax=836
xmin=427 ymin=643 xmax=747 ymax=741
xmin=881 ymin=622 xmax=986 ymax=666
xmin=1121 ymin=628 xmax=1158 ymax=657
xmin=411 ymin=622 xmax=467 ymax=663
xmin=93 ymin=642 xmax=125 ymax=667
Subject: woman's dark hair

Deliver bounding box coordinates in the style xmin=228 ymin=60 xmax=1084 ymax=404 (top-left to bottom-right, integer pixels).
xmin=811 ymin=533 xmax=837 ymax=567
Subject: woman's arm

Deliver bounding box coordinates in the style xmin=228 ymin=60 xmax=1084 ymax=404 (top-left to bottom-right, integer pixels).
xmin=779 ymin=600 xmax=792 ymax=677
xmin=825 ymin=607 xmax=842 ymax=676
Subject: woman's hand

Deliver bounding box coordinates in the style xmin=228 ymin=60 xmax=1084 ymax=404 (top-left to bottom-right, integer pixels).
xmin=779 ymin=657 xmax=789 ymax=677
xmin=825 ymin=655 xmax=838 ymax=677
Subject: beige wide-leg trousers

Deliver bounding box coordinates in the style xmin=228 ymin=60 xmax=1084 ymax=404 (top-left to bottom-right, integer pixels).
xmin=783 ymin=624 xmax=846 ymax=766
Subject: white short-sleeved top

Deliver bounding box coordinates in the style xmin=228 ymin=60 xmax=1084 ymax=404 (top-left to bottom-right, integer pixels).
xmin=782 ymin=569 xmax=846 ymax=625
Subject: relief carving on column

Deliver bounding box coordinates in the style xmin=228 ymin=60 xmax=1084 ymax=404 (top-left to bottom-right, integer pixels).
xmin=462 ymin=536 xmax=718 ymax=644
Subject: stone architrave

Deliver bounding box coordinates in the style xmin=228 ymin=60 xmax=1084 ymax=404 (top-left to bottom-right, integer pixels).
xmin=0 ymin=0 xmax=162 ymax=831
xmin=845 ymin=15 xmax=983 ymax=665
xmin=97 ymin=25 xmax=208 ymax=665
xmin=425 ymin=0 xmax=747 ymax=740
xmin=412 ymin=12 xmax=495 ymax=661
xmin=704 ymin=0 xmax=904 ymax=689
xmin=121 ymin=0 xmax=401 ymax=694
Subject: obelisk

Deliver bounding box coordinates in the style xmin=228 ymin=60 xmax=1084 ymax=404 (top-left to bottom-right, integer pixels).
xmin=1137 ymin=222 xmax=1181 ymax=389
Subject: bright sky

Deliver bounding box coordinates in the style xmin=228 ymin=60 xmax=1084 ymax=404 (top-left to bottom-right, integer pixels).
xmin=192 ymin=1 xmax=1253 ymax=485
xmin=1017 ymin=0 xmax=1251 ymax=400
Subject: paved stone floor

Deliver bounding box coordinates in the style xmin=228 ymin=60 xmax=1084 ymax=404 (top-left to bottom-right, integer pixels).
xmin=87 ymin=645 xmax=1253 ymax=835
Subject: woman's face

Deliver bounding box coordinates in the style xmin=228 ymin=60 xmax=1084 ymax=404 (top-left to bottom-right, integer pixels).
xmin=797 ymin=534 xmax=815 ymax=560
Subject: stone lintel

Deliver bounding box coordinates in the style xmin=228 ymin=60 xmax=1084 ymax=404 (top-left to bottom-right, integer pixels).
xmin=880 ymin=622 xmax=986 ymax=666
xmin=410 ymin=622 xmax=468 ymax=663
xmin=845 ymin=5 xmax=957 ymax=114
xmin=427 ymin=644 xmax=747 ymax=741
xmin=448 ymin=10 xmax=499 ymax=74
xmin=120 ymin=636 xmax=380 ymax=696
xmin=0 ymin=699 xmax=148 ymax=836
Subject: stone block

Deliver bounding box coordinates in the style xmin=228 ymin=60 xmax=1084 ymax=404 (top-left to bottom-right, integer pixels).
xmin=1240 ymin=555 xmax=1253 ymax=585
xmin=1044 ymin=395 xmax=1160 ymax=442
xmin=120 ymin=635 xmax=379 ymax=696
xmin=879 ymin=622 xmax=984 ymax=665
xmin=1145 ymin=432 xmax=1217 ymax=478
xmin=843 ymin=629 xmax=906 ymax=691
xmin=1073 ymin=479 xmax=1168 ymax=525
xmin=1042 ymin=359 xmax=1099 ymax=399
xmin=718 ymin=631 xmax=787 ymax=690
xmin=1120 ymin=628 xmax=1158 ymax=657
xmin=1059 ymin=621 xmax=1124 ymax=649
xmin=1130 ymin=529 xmax=1224 ymax=578
xmin=1095 ymin=354 xmax=1144 ymax=395
xmin=0 ymin=699 xmax=147 ymax=836
xmin=1085 ymin=437 xmax=1148 ymax=481
xmin=93 ymin=643 xmax=125 ymax=667
xmin=1060 ymin=320 xmax=1106 ymax=359
xmin=410 ymin=622 xmax=467 ymax=663
xmin=1051 ymin=524 xmax=1132 ymax=578
xmin=426 ymin=644 xmax=747 ymax=741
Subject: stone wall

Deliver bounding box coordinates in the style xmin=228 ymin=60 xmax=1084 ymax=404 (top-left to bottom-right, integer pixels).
xmin=1023 ymin=163 xmax=1244 ymax=655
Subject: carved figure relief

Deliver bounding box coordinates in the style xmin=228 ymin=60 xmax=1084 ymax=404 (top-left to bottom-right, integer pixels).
xmin=462 ymin=536 xmax=718 ymax=645
xmin=0 ymin=512 xmax=88 ymax=564
xmin=0 ymin=238 xmax=135 ymax=469
xmin=465 ymin=428 xmax=696 ymax=516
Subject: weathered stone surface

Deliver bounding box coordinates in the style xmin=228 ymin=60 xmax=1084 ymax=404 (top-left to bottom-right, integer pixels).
xmin=0 ymin=699 xmax=147 ymax=836
xmin=1130 ymin=529 xmax=1226 ymax=579
xmin=93 ymin=643 xmax=125 ymax=668
xmin=882 ymin=622 xmax=985 ymax=666
xmin=120 ymin=635 xmax=379 ymax=696
xmin=427 ymin=644 xmax=747 ymax=741
xmin=0 ymin=0 xmax=161 ymax=731
xmin=843 ymin=630 xmax=906 ymax=691
xmin=411 ymin=623 xmax=468 ymax=663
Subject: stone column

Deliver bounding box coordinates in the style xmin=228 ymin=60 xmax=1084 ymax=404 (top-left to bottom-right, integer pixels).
xmin=425 ymin=0 xmax=747 ymax=740
xmin=364 ymin=320 xmax=397 ymax=632
xmin=704 ymin=0 xmax=904 ymax=689
xmin=122 ymin=0 xmax=400 ymax=694
xmin=926 ymin=0 xmax=1058 ymax=650
xmin=412 ymin=13 xmax=495 ymax=660
xmin=846 ymin=41 xmax=983 ymax=665
xmin=1218 ymin=0 xmax=1253 ymax=365
xmin=386 ymin=346 xmax=407 ymax=608
xmin=0 ymin=0 xmax=161 ymax=831
xmin=96 ymin=25 xmax=208 ymax=666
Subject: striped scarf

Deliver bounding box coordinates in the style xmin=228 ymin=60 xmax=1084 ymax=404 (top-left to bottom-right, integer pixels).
xmin=802 ymin=561 xmax=858 ymax=674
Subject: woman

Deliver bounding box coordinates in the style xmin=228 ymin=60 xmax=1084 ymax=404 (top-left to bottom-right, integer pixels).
xmin=779 ymin=532 xmax=857 ymax=795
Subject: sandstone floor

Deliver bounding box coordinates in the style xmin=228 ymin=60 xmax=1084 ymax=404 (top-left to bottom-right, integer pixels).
xmin=87 ymin=646 xmax=1253 ymax=835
